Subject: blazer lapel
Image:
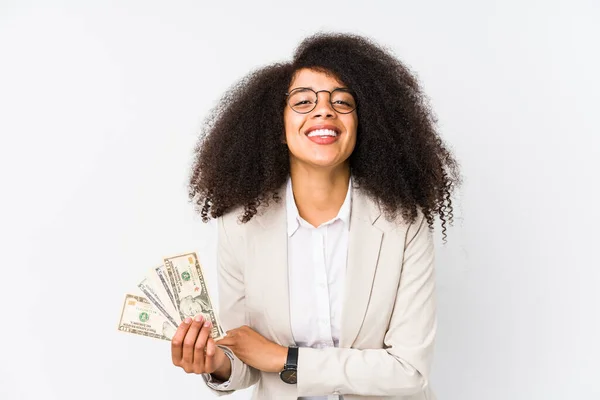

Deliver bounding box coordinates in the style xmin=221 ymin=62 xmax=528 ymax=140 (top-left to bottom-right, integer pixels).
xmin=252 ymin=190 xmax=295 ymax=346
xmin=340 ymin=187 xmax=383 ymax=348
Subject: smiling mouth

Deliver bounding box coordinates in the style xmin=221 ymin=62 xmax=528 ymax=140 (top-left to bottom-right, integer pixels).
xmin=306 ymin=128 xmax=339 ymax=138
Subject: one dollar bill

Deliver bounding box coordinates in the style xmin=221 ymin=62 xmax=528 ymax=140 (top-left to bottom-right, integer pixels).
xmin=164 ymin=252 xmax=225 ymax=340
xmin=117 ymin=293 xmax=176 ymax=341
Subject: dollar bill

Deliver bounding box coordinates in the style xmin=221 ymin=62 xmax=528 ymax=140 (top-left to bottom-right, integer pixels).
xmin=117 ymin=293 xmax=176 ymax=341
xmin=137 ymin=275 xmax=180 ymax=329
xmin=164 ymin=252 xmax=225 ymax=340
xmin=154 ymin=264 xmax=177 ymax=312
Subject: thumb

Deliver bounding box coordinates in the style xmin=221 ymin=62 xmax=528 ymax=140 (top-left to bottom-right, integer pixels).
xmin=215 ymin=334 xmax=234 ymax=346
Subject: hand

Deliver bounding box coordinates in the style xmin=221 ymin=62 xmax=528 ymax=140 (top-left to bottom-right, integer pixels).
xmin=216 ymin=325 xmax=287 ymax=373
xmin=171 ymin=314 xmax=231 ymax=381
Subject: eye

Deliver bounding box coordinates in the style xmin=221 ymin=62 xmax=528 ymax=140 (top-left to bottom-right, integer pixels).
xmin=333 ymin=100 xmax=351 ymax=106
xmin=293 ymin=100 xmax=312 ymax=106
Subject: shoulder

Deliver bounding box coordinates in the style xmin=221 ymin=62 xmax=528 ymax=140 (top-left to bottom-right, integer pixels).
xmin=218 ymin=184 xmax=286 ymax=234
xmin=217 ymin=202 xmax=275 ymax=238
xmin=366 ymin=195 xmax=429 ymax=245
xmin=217 ymin=206 xmax=246 ymax=240
xmin=403 ymin=208 xmax=431 ymax=246
xmin=355 ymin=187 xmax=427 ymax=232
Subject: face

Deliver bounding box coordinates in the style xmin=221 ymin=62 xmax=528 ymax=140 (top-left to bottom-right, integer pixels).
xmin=180 ymin=297 xmax=204 ymax=317
xmin=284 ymin=68 xmax=358 ymax=171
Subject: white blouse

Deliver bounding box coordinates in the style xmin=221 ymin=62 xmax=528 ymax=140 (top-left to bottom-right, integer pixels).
xmin=286 ymin=176 xmax=351 ymax=400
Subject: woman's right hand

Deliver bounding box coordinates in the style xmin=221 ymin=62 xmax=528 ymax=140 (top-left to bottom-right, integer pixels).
xmin=171 ymin=314 xmax=231 ymax=381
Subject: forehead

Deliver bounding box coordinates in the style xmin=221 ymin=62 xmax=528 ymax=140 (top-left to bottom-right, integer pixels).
xmin=289 ymin=68 xmax=345 ymax=90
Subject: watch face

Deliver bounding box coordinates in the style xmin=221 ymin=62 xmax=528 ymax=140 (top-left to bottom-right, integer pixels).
xmin=280 ymin=369 xmax=297 ymax=384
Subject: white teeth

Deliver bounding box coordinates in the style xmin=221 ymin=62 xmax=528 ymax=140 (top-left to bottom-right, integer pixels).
xmin=307 ymin=129 xmax=338 ymax=137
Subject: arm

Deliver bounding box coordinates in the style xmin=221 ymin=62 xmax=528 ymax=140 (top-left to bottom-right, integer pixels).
xmin=297 ymin=211 xmax=436 ymax=397
xmin=202 ymin=214 xmax=260 ymax=394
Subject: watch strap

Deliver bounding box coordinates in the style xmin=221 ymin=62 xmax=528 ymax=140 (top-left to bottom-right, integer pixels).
xmin=285 ymin=346 xmax=299 ymax=369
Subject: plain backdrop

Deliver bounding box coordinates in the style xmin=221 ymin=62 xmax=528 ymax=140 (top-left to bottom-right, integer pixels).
xmin=0 ymin=1 xmax=598 ymax=399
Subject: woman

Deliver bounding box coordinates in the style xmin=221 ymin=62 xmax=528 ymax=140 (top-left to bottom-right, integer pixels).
xmin=171 ymin=33 xmax=460 ymax=399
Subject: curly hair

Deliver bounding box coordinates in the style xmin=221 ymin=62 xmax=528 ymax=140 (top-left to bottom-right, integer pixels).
xmin=188 ymin=32 xmax=461 ymax=241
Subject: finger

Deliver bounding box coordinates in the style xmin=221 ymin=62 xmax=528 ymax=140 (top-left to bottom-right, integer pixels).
xmin=217 ymin=330 xmax=234 ymax=346
xmin=182 ymin=314 xmax=204 ymax=368
xmin=206 ymin=337 xmax=216 ymax=357
xmin=204 ymin=337 xmax=216 ymax=372
xmin=193 ymin=319 xmax=212 ymax=373
xmin=171 ymin=317 xmax=192 ymax=365
xmin=216 ymin=336 xmax=234 ymax=347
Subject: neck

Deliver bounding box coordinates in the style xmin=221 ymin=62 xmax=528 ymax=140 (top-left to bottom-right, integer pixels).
xmin=289 ymin=162 xmax=351 ymax=227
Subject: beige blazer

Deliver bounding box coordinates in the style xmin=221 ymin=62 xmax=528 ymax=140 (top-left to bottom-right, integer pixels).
xmin=205 ymin=183 xmax=437 ymax=400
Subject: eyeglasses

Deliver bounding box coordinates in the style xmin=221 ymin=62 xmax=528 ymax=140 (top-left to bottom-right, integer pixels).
xmin=285 ymin=87 xmax=357 ymax=114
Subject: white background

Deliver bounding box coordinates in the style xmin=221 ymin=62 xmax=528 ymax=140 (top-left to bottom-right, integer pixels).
xmin=0 ymin=1 xmax=598 ymax=399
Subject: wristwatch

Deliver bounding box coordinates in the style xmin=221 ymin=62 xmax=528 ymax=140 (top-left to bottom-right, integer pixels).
xmin=279 ymin=346 xmax=299 ymax=384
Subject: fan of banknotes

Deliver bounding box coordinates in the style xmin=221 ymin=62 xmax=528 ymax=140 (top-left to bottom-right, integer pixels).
xmin=117 ymin=252 xmax=225 ymax=342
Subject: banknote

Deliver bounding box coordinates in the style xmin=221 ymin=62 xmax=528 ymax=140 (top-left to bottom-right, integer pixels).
xmin=137 ymin=275 xmax=179 ymax=329
xmin=164 ymin=252 xmax=225 ymax=340
xmin=117 ymin=293 xmax=176 ymax=341
xmin=154 ymin=264 xmax=177 ymax=312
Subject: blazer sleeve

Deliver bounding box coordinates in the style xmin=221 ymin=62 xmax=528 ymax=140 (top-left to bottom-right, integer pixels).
xmin=201 ymin=213 xmax=260 ymax=395
xmin=297 ymin=211 xmax=437 ymax=397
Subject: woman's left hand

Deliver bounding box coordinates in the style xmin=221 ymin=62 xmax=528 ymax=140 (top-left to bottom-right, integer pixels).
xmin=216 ymin=325 xmax=288 ymax=373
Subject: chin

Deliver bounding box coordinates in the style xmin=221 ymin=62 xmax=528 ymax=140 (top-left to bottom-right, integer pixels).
xmin=306 ymin=157 xmax=347 ymax=169
xmin=290 ymin=149 xmax=352 ymax=170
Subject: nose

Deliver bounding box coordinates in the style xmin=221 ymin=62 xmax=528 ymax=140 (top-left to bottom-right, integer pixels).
xmin=312 ymin=91 xmax=336 ymax=118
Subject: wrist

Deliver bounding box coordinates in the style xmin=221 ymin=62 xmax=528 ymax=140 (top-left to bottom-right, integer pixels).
xmin=211 ymin=348 xmax=232 ymax=381
xmin=271 ymin=344 xmax=288 ymax=373
xmin=279 ymin=345 xmax=298 ymax=384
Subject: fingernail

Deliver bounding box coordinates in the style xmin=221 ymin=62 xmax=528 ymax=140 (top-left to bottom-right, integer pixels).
xmin=204 ymin=320 xmax=211 ymax=328
xmin=194 ymin=314 xmax=203 ymax=322
xmin=184 ymin=317 xmax=191 ymax=324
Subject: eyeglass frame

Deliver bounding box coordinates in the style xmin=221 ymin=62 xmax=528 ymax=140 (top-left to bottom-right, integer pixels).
xmin=284 ymin=87 xmax=358 ymax=114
